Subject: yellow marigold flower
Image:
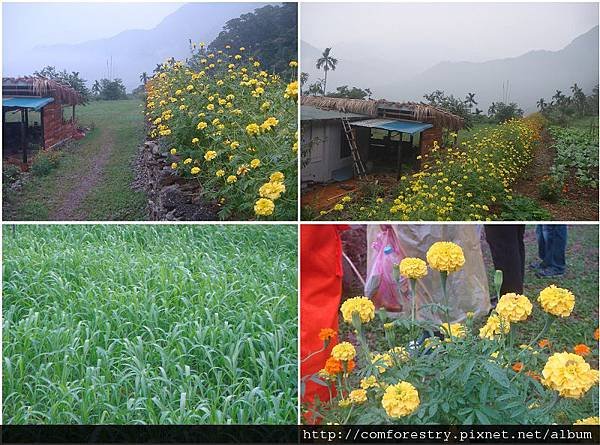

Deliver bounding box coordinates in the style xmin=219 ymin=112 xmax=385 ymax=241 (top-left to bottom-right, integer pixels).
xmin=574 ymin=417 xmax=600 ymax=425
xmin=171 ymin=162 xmax=178 ymax=169
xmin=170 ymin=148 xmax=177 ymax=155
xmin=426 ymin=241 xmax=465 ymax=273
xmin=183 ymin=158 xmax=192 ymax=165
xmin=399 ymin=257 xmax=428 ymax=279
xmin=206 ymin=103 xmax=215 ymax=111
xmin=261 ymin=101 xmax=271 ymax=111
xmin=371 ymin=352 xmax=393 ymax=373
xmin=289 ymin=60 xmax=298 ymax=67
xmin=270 ymin=171 xmax=284 ymax=182
xmin=538 ymin=285 xmax=575 ymax=317
xmin=259 ymin=181 xmax=286 ymax=200
xmin=542 ymin=352 xmax=599 ymax=399
xmin=388 ymin=346 xmax=409 ymax=361
xmin=254 ymin=197 xmax=274 ymax=216
xmin=333 ymin=203 xmax=344 ymax=211
xmin=216 ymin=169 xmax=225 ymax=177
xmin=331 ymin=342 xmax=356 ymax=361
xmin=190 ymin=167 xmax=200 ymax=175
xmin=496 ymin=293 xmax=533 ymax=322
xmin=348 ymin=389 xmax=367 ymax=405
xmin=479 ymin=314 xmax=511 ymax=340
xmin=440 ymin=323 xmax=466 ymax=341
xmin=340 ymin=296 xmax=375 ymax=324
xmin=226 ymin=175 xmax=237 ymax=184
xmin=338 ymin=398 xmax=351 ymax=408
xmin=360 ymin=375 xmax=379 ymax=390
xmin=197 ymin=121 xmax=208 ymax=130
xmin=236 ymin=165 xmax=249 ymax=176
xmin=230 ymin=141 xmax=240 ymax=149
xmin=191 ymin=138 xmax=199 ymax=144
xmin=381 ymin=381 xmax=420 ymax=418
xmin=204 ymin=151 xmax=217 ymax=161
xmin=284 ymin=81 xmax=298 ymax=100
xmin=246 ymin=123 xmax=260 ymax=135
xmin=250 ymin=159 xmax=261 ymax=168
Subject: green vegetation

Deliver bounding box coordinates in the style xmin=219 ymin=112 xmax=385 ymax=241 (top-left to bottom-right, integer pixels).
xmin=3 ymin=224 xmax=298 ymax=424
xmin=548 ymin=127 xmax=598 ymax=189
xmin=3 ymin=99 xmax=146 ymax=221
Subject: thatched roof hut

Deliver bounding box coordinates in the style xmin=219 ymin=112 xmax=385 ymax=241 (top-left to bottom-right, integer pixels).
xmin=3 ymin=77 xmax=84 ymax=106
xmin=302 ymin=96 xmax=465 ymax=131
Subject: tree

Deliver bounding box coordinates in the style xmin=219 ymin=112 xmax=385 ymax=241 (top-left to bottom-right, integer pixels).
xmin=570 ymin=83 xmax=586 ymax=116
xmin=91 ymin=80 xmax=101 ymax=98
xmin=139 ymin=72 xmax=149 ymax=85
xmin=365 ymin=88 xmax=372 ymax=100
xmin=300 ymin=72 xmax=309 ymax=95
xmin=464 ymin=92 xmax=477 ymax=113
xmin=95 ymin=78 xmax=127 ymax=100
xmin=33 ymin=65 xmax=91 ymax=103
xmin=327 ymin=85 xmax=371 ymax=99
xmin=316 ymin=47 xmax=338 ymax=95
xmin=307 ymin=80 xmax=324 ymax=96
xmin=488 ymin=102 xmax=523 ymax=123
xmin=536 ymin=98 xmax=546 ymax=110
xmin=207 ymin=3 xmax=297 ymax=75
xmin=423 ymin=90 xmax=472 ymax=127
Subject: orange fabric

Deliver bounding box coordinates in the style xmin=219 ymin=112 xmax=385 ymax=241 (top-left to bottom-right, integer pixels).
xmin=300 ymin=224 xmax=349 ymax=411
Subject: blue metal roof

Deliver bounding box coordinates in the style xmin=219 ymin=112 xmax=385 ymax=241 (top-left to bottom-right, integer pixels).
xmin=351 ymin=118 xmax=433 ymax=134
xmin=3 ymin=97 xmax=54 ymax=110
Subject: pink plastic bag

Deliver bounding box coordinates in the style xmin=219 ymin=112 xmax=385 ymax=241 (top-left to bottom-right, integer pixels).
xmin=365 ymin=225 xmax=409 ymax=312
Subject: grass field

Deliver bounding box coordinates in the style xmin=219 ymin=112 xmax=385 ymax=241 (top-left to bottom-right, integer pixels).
xmin=3 ymin=99 xmax=147 ymax=221
xmin=3 ymin=224 xmax=298 ymax=424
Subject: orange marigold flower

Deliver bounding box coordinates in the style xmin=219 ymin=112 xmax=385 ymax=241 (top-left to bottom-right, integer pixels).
xmin=324 ymin=357 xmax=343 ymax=375
xmin=345 ymin=359 xmax=356 ymax=373
xmin=318 ymin=328 xmax=337 ymax=342
xmin=573 ymin=344 xmax=591 ymax=357
xmin=512 ymin=362 xmax=524 ymax=372
xmin=525 ymin=370 xmax=541 ymax=381
xmin=538 ymin=339 xmax=550 ymax=348
xmin=594 ymin=328 xmax=599 ymax=341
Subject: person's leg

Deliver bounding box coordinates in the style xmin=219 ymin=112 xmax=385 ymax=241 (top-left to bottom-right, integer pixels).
xmin=531 ymin=225 xmax=546 ymax=269
xmin=539 ymin=225 xmax=567 ymax=275
xmin=517 ymin=225 xmax=525 ymax=289
xmin=484 ymin=225 xmax=524 ymax=298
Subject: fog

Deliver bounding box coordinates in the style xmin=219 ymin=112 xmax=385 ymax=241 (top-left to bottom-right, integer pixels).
xmin=301 ymin=2 xmax=599 ymax=111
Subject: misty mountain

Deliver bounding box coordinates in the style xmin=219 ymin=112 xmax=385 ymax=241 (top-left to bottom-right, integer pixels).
xmin=5 ymin=3 xmax=266 ymax=91
xmin=303 ymin=26 xmax=599 ymax=113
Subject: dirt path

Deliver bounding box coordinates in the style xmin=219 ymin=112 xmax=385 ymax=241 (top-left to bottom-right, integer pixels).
xmin=53 ymin=128 xmax=115 ymax=220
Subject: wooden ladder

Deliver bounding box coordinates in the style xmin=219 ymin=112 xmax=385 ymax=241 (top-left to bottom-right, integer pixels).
xmin=341 ymin=117 xmax=367 ymax=179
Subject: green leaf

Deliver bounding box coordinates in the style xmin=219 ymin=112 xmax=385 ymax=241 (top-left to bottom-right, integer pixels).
xmin=483 ymin=361 xmax=510 ymax=388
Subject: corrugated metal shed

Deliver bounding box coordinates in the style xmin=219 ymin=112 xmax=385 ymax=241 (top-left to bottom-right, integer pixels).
xmin=301 ymin=105 xmax=366 ymax=121
xmin=350 ymin=118 xmax=433 ymax=134
xmin=3 ymin=97 xmax=54 ymax=110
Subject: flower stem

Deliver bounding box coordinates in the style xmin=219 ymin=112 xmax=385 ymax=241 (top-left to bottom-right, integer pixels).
xmin=409 ymin=278 xmax=417 ymax=348
xmin=440 ymin=271 xmax=453 ymax=342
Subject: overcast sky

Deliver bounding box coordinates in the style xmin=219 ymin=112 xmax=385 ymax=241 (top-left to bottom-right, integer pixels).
xmin=302 ymin=2 xmax=598 ymax=62
xmin=3 ymin=2 xmax=183 ymax=52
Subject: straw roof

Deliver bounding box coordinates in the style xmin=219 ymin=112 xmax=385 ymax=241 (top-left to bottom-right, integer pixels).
xmin=3 ymin=77 xmax=84 ymax=105
xmin=301 ymin=96 xmax=465 ymax=130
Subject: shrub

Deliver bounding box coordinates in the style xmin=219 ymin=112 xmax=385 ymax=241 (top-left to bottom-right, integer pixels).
xmin=538 ymin=175 xmax=564 ymax=203
xmin=30 ymin=151 xmax=61 ymax=176
xmin=146 ymin=45 xmax=297 ymax=220
xmin=3 ymin=164 xmax=21 ymax=185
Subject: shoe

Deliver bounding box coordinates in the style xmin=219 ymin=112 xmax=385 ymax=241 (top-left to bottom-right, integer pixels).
xmin=535 ymin=267 xmax=565 ymax=278
xmin=529 ymin=261 xmax=545 ymax=270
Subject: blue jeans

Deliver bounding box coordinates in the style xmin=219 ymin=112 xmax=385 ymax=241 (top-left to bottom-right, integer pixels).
xmin=536 ymin=225 xmax=567 ymax=274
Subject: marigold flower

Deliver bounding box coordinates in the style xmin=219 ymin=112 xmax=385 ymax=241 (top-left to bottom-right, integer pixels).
xmin=574 ymin=417 xmax=600 ymax=425
xmin=440 ymin=323 xmax=466 ymax=341
xmin=348 ymin=389 xmax=367 ymax=404
xmin=388 ymin=346 xmax=409 ymax=362
xmin=479 ymin=314 xmax=511 ymax=340
xmin=539 ymin=339 xmax=551 ymax=348
xmin=226 ymin=175 xmax=237 ymax=184
xmin=371 ymin=352 xmax=393 ymax=373
xmin=593 ymin=328 xmax=599 ymax=341
xmin=204 ymin=151 xmax=217 ymax=161
xmin=496 ymin=293 xmax=533 ymax=322
xmin=360 ymin=375 xmax=379 ymax=390
xmin=512 ymin=362 xmax=523 ymax=372
xmin=259 ymin=182 xmax=285 ymax=200
xmin=245 ymin=123 xmax=260 ymax=135
xmin=338 ymin=398 xmax=351 ymax=408
xmin=538 ymin=285 xmax=575 ymax=317
xmin=269 ymin=171 xmax=284 ymax=182
xmin=541 ymin=352 xmax=599 ymax=398
xmin=426 ymin=241 xmax=465 ymax=273
xmin=399 ymin=258 xmax=428 ymax=280
xmin=318 ymin=328 xmax=336 ymax=342
xmin=250 ymin=159 xmax=261 ymax=168
xmin=284 ymin=81 xmax=298 ymax=100
xmin=573 ymin=344 xmax=591 ymax=357
xmin=254 ymin=198 xmax=274 ymax=216
xmin=170 ymin=148 xmax=177 ymax=155
xmin=331 ymin=342 xmax=356 ymax=361
xmin=171 ymin=162 xmax=178 ymax=169
xmin=525 ymin=370 xmax=541 ymax=381
xmin=381 ymin=381 xmax=420 ymax=418
xmin=340 ymin=296 xmax=375 ymax=324
xmin=190 ymin=167 xmax=200 ymax=175
xmin=324 ymin=357 xmax=343 ymax=375
xmin=183 ymin=158 xmax=192 ymax=165
xmin=216 ymin=169 xmax=225 ymax=177
xmin=333 ymin=203 xmax=344 ymax=211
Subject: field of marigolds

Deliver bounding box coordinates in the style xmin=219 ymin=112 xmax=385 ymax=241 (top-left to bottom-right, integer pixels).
xmin=316 ymin=115 xmax=545 ymax=221
xmin=146 ymin=45 xmax=298 ymax=220
xmin=301 ymin=234 xmax=599 ymax=425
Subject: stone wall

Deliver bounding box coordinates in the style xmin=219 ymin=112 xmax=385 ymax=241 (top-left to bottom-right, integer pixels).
xmin=134 ymin=140 xmax=218 ymax=221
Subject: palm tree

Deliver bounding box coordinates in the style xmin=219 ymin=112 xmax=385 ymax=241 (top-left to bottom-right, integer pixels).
xmin=465 ymin=92 xmax=477 ymax=112
xmin=552 ymin=90 xmax=565 ymax=104
xmin=536 ymin=98 xmax=547 ymax=110
xmin=300 ymin=72 xmax=309 ymax=94
xmin=139 ymin=72 xmax=148 ymax=85
xmin=488 ymin=102 xmax=497 ymax=117
xmin=365 ymin=88 xmax=372 ymax=99
xmin=91 ymin=80 xmax=101 ymax=96
xmin=153 ymin=63 xmax=163 ymax=74
xmin=316 ymin=48 xmax=338 ymax=95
